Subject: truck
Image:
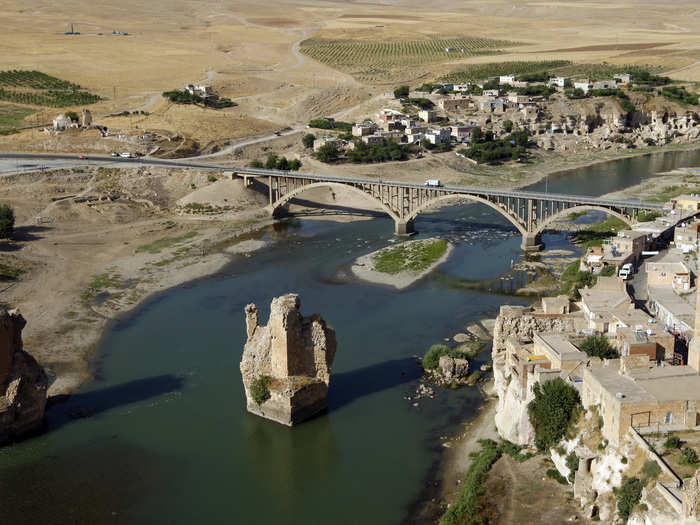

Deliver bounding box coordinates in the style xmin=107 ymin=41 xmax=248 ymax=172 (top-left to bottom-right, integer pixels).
xmin=120 ymin=152 xmax=133 ymax=158
xmin=424 ymin=179 xmax=441 ymax=187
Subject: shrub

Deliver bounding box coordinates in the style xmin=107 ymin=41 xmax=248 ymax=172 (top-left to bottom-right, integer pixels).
xmin=600 ymin=265 xmax=616 ymax=277
xmin=302 ymin=133 xmax=315 ymax=148
xmin=314 ymin=143 xmax=340 ymax=163
xmin=346 ymin=139 xmax=409 ymax=163
xmin=0 ymin=204 xmax=14 ymax=238
xmin=566 ymin=451 xmax=579 ymax=482
xmin=250 ymin=375 xmax=271 ymax=405
xmin=680 ymin=447 xmax=699 ymax=465
xmin=641 ymin=459 xmax=661 ymax=480
xmin=546 ymin=469 xmax=568 ymax=485
xmin=440 ymin=439 xmax=502 ymax=525
xmin=501 ymin=440 xmax=535 ymax=462
xmin=208 ymin=175 xmax=217 ymax=183
xmin=664 ymin=435 xmax=682 ymax=449
xmin=528 ymin=378 xmax=581 ymax=451
xmin=394 ymin=85 xmax=409 ymax=99
xmin=423 ymin=344 xmax=451 ymax=370
xmin=614 ymin=476 xmax=644 ymax=523
xmin=579 ymin=335 xmax=619 ymax=359
xmin=502 ymin=120 xmax=513 ymax=133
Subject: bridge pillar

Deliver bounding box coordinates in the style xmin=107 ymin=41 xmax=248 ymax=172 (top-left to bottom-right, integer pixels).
xmin=395 ymin=219 xmax=415 ymax=236
xmin=521 ymin=232 xmax=543 ymax=251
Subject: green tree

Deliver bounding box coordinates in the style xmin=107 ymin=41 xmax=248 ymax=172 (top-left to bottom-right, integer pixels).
xmin=528 ymin=378 xmax=581 ymax=451
xmin=471 ymin=126 xmax=483 ymax=143
xmin=288 ymin=159 xmax=302 ymax=171
xmin=393 ymin=85 xmax=409 ymax=99
xmin=302 ymin=133 xmax=316 ymax=148
xmin=249 ymin=159 xmax=263 ymax=168
xmin=579 ymin=335 xmax=619 ymax=359
xmin=680 ymin=447 xmax=699 ymax=465
xmin=502 ymin=120 xmax=513 ymax=133
xmin=264 ymin=153 xmax=279 ymax=169
xmin=64 ymin=111 xmax=79 ymax=121
xmin=0 ymin=204 xmax=14 ymax=238
xmin=315 ymin=143 xmax=339 ymax=163
xmin=276 ymin=156 xmax=289 ymax=171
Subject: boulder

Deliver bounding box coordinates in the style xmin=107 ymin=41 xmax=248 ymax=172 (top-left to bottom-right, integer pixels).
xmin=438 ymin=355 xmax=469 ymax=380
xmin=0 ymin=308 xmax=48 ymax=445
xmin=240 ymin=294 xmax=337 ymax=426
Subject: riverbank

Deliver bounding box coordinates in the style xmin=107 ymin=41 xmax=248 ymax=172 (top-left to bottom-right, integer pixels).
xmin=351 ymin=238 xmax=453 ymax=290
xmin=6 ymin=142 xmax=700 ymax=399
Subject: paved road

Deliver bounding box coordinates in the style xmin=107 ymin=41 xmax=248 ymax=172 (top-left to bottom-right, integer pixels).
xmin=0 ymin=152 xmax=664 ymax=210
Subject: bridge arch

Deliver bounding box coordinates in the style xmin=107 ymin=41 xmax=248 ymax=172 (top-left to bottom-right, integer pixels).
xmin=534 ymin=205 xmax=635 ymax=236
xmin=406 ymin=193 xmax=528 ymax=236
xmin=269 ymin=181 xmax=401 ymax=223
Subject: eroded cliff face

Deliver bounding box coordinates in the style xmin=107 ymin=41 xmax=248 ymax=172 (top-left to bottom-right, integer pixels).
xmin=240 ymin=294 xmax=337 ymax=426
xmin=492 ymin=305 xmax=576 ymax=445
xmin=0 ymin=308 xmax=48 ymax=445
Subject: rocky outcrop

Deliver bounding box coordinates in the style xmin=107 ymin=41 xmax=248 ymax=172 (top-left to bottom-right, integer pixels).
xmin=0 ymin=308 xmax=48 ymax=445
xmin=438 ymin=355 xmax=469 ymax=381
xmin=239 ymin=294 xmax=337 ymax=426
xmin=492 ymin=305 xmax=576 ymax=444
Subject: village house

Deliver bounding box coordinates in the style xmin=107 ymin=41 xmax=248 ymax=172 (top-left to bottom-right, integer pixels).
xmin=424 ymin=127 xmax=451 ymax=145
xmin=453 ymin=83 xmax=471 ymax=93
xmin=614 ymin=324 xmax=674 ymax=362
xmin=672 ymin=194 xmax=700 ymax=213
xmin=377 ymin=109 xmax=405 ymax=122
xmin=418 ymin=110 xmax=437 ymax=123
xmin=361 ymin=135 xmax=385 ymax=145
xmin=352 ymin=121 xmax=377 ymax=137
xmin=499 ymin=74 xmax=517 ymax=86
xmin=483 ymin=89 xmax=500 ymax=97
xmin=574 ymin=80 xmax=593 ymax=94
xmin=450 ymin=124 xmax=476 ymax=141
xmin=599 ymin=229 xmax=647 ymax=269
xmin=579 ymin=277 xmax=633 ymax=333
xmin=614 ymin=73 xmax=632 ymax=85
xmin=581 ymin=352 xmax=700 ymax=447
xmin=313 ymin=135 xmax=344 ymax=152
xmin=439 ymin=98 xmax=470 ymax=112
xmin=674 ymin=222 xmax=700 ymax=252
xmin=592 ymin=80 xmax=617 ymax=90
xmin=548 ymin=77 xmax=570 ymax=88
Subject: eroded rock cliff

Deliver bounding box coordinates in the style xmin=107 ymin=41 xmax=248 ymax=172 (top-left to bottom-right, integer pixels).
xmin=240 ymin=294 xmax=337 ymax=426
xmin=0 ymin=308 xmax=48 ymax=445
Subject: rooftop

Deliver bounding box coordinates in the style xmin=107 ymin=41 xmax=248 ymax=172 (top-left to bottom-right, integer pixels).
xmin=673 ymin=194 xmax=700 ymax=203
xmin=533 ymin=332 xmax=586 ymax=361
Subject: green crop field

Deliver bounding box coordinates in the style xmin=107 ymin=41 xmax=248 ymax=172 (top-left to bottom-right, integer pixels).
xmin=0 ymin=70 xmax=101 ymax=107
xmin=0 ymin=103 xmax=35 ymax=135
xmin=441 ymin=60 xmax=572 ymax=82
xmin=300 ymin=36 xmax=519 ymax=82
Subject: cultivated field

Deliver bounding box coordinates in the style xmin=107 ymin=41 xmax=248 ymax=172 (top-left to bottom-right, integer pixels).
xmin=300 ymin=36 xmax=518 ymax=83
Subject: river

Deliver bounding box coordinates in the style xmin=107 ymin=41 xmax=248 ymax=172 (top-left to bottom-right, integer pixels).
xmin=1 ymin=149 xmax=700 ymax=524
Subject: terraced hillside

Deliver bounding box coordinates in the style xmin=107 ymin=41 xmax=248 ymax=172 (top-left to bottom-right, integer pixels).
xmin=0 ymin=70 xmax=102 ymax=107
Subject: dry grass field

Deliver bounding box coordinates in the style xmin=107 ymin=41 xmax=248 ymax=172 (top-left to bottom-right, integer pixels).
xmin=0 ymin=0 xmax=698 ymax=149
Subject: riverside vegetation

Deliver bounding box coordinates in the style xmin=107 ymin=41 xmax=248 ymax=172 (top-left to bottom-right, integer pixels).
xmin=372 ymin=238 xmax=448 ymax=274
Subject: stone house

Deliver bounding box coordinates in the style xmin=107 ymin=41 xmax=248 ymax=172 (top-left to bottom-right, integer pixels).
xmin=418 ymin=110 xmax=437 ymax=123
xmin=674 ymin=223 xmax=700 ymax=252
xmin=352 ymin=121 xmax=377 ymax=137
xmin=439 ymin=98 xmax=470 ymax=112
xmin=313 ymin=136 xmax=344 ymax=152
xmin=579 ymin=277 xmax=633 ymax=333
xmin=647 ymin=261 xmax=692 ymax=293
xmin=361 ymin=135 xmax=385 ymax=145
xmin=671 ymin=194 xmax=700 ymax=213
xmin=542 ymin=295 xmax=570 ymax=315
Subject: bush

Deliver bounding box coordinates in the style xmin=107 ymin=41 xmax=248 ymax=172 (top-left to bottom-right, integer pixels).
xmin=579 ymin=335 xmax=619 ymax=359
xmin=208 ymin=175 xmax=217 ymax=183
xmin=528 ymin=378 xmax=581 ymax=451
xmin=439 ymin=439 xmax=502 ymax=525
xmin=641 ymin=459 xmax=661 ymax=480
xmin=501 ymin=440 xmax=535 ymax=462
xmin=546 ymin=468 xmax=568 ymax=485
xmin=405 ymin=97 xmax=434 ymax=110
xmin=0 ymin=204 xmax=14 ymax=238
xmin=302 ymin=133 xmax=315 ymax=148
xmin=394 ymin=85 xmax=409 ymax=99
xmin=661 ymin=86 xmax=699 ymax=106
xmin=250 ymin=375 xmax=271 ymax=405
xmin=308 ymin=119 xmax=352 ymax=131
xmin=637 ymin=210 xmax=660 ymax=222
xmin=315 ymin=143 xmax=340 ymax=163
xmin=600 ymin=265 xmax=616 ymax=277
xmin=680 ymin=447 xmax=699 ymax=465
xmin=614 ymin=477 xmax=644 ymax=523
xmin=346 ymin=139 xmax=409 ymax=163
xmin=664 ymin=435 xmax=682 ymax=449
xmin=502 ymin=120 xmax=513 ymax=133
xmin=422 ymin=344 xmax=451 ymax=370
xmin=566 ymin=451 xmax=579 ymax=483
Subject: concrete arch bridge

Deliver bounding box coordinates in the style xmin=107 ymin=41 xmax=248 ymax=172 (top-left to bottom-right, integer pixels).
xmin=236 ymin=168 xmax=663 ymax=250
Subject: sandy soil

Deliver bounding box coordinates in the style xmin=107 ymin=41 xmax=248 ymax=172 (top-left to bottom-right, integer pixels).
xmin=351 ymin=240 xmax=454 ymax=289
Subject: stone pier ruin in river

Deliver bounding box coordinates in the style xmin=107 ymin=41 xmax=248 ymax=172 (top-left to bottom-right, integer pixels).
xmin=240 ymin=294 xmax=337 ymax=426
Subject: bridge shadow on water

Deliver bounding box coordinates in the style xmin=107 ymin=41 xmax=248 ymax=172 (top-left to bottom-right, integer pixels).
xmin=46 ymin=374 xmax=185 ymax=430
xmin=329 ymin=357 xmax=421 ymax=410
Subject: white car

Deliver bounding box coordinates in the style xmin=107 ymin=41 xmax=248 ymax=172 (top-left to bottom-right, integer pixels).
xmin=120 ymin=152 xmax=133 ymax=158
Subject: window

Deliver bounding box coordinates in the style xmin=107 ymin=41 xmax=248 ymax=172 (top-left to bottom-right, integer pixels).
xmin=665 ymin=411 xmax=673 ymax=424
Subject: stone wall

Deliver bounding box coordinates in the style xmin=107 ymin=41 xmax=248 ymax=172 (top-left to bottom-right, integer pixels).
xmin=240 ymin=294 xmax=337 ymax=426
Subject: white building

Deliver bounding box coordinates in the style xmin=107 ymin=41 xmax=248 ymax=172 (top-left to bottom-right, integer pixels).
xmin=52 ymin=114 xmax=72 ymax=131
xmin=418 ymin=110 xmax=437 ymax=123
xmin=548 ymin=77 xmax=569 ymax=88
xmin=573 ymin=81 xmax=593 ymax=94
xmin=499 ymin=74 xmax=517 ymax=86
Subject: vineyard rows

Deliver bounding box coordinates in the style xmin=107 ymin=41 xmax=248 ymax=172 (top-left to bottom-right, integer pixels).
xmin=300 ymin=37 xmax=518 ymax=72
xmin=0 ymin=70 xmax=101 ymax=107
xmin=440 ymin=61 xmax=572 ymax=82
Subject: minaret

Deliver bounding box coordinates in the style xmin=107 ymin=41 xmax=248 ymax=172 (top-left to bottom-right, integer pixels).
xmin=688 ymin=250 xmax=700 ymax=371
